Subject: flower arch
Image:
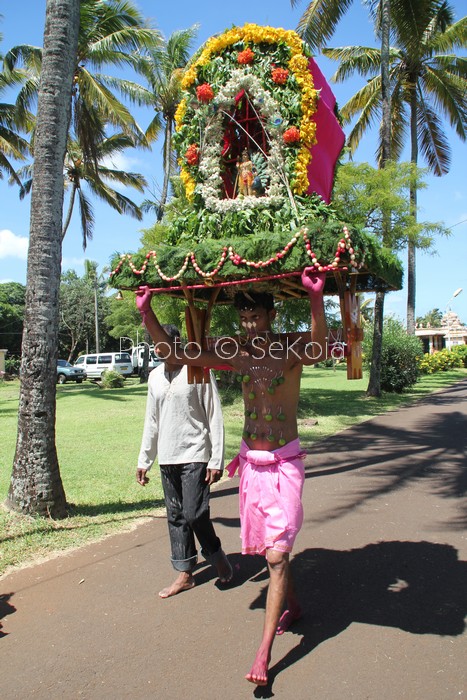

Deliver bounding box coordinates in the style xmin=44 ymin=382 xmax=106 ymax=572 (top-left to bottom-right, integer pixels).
xmin=173 ymin=24 xmax=323 ymax=213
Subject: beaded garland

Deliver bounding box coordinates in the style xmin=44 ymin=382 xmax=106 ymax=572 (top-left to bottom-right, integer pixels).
xmin=109 ymin=226 xmax=362 ymax=284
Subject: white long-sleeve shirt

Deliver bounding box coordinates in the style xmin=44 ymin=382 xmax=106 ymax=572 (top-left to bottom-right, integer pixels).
xmin=137 ymin=364 xmax=224 ymax=472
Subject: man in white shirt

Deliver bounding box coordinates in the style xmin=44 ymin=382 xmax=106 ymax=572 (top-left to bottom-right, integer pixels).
xmin=136 ymin=324 xmax=232 ymax=598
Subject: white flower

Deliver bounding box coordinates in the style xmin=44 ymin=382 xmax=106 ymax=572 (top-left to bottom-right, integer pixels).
xmin=194 ymin=71 xmax=293 ymax=212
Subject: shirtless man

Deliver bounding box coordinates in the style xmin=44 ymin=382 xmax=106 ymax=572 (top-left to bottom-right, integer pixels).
xmin=135 ymin=269 xmax=327 ymax=686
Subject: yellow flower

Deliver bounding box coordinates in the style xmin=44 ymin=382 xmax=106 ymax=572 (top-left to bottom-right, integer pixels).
xmin=289 ymin=54 xmax=309 ymax=74
xmin=294 ymin=147 xmax=312 ymax=194
xmin=180 ymin=167 xmax=196 ymax=201
xmin=174 ymin=99 xmax=187 ymax=131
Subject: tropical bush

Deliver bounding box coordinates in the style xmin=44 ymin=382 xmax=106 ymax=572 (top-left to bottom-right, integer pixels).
xmin=5 ymin=356 xmax=21 ymax=376
xmin=418 ymin=348 xmax=464 ymax=374
xmin=100 ymin=370 xmax=125 ymax=388
xmin=364 ymin=317 xmax=423 ymax=392
xmin=451 ymin=344 xmax=467 ymax=368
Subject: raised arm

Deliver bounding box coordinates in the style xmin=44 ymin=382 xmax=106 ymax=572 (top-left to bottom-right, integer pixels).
xmin=300 ymin=268 xmax=327 ymax=365
xmin=135 ymin=286 xmax=234 ymax=369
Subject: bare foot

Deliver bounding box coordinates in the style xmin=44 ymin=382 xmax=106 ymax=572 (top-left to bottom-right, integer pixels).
xmin=216 ymin=551 xmax=233 ymax=584
xmin=158 ymin=572 xmax=195 ymax=598
xmin=245 ymin=647 xmax=270 ymax=686
xmin=276 ymin=606 xmax=302 ymax=635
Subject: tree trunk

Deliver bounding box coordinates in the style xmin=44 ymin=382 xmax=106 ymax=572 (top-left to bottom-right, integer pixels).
xmin=139 ymin=329 xmax=151 ymax=384
xmin=367 ymin=0 xmax=390 ymax=398
xmin=366 ymin=290 xmax=385 ymax=397
xmin=157 ymin=119 xmax=173 ymax=221
xmin=6 ymin=0 xmax=80 ymax=518
xmin=406 ymin=84 xmax=418 ymax=335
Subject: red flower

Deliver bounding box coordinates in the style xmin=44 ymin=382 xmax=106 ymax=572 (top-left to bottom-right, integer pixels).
xmin=271 ymin=67 xmax=289 ymax=85
xmin=237 ymin=48 xmax=255 ymax=64
xmin=196 ymin=83 xmax=214 ymax=103
xmin=283 ymin=127 xmax=301 ymax=144
xmin=185 ymin=144 xmax=199 ymax=166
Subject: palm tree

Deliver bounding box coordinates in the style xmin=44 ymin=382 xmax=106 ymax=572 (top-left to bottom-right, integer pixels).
xmin=6 ymin=1 xmax=160 ymax=518
xmin=322 ymin=1 xmax=467 ymax=333
xmin=6 ymin=0 xmax=80 ymax=518
xmin=139 ymin=26 xmax=198 ymax=220
xmin=293 ymin=0 xmax=392 ymax=396
xmin=4 ymin=0 xmax=162 ymax=180
xmin=17 ymin=133 xmax=147 ymax=248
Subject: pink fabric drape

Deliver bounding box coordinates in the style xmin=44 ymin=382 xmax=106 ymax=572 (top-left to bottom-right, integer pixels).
xmin=306 ymin=58 xmax=345 ymax=203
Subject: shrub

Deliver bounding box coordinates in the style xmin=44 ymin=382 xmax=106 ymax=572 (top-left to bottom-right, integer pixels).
xmin=418 ymin=348 xmax=464 ymax=374
xmin=5 ymin=356 xmax=21 ymax=376
xmin=100 ymin=370 xmax=125 ymax=388
xmin=364 ymin=317 xmax=423 ymax=393
xmin=451 ymin=344 xmax=467 ymax=368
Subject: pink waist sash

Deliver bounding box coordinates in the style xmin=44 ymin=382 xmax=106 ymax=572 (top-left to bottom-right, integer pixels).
xmin=226 ymin=438 xmax=305 ymax=477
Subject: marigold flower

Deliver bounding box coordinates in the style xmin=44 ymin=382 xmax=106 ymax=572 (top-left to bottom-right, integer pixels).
xmin=283 ymin=127 xmax=301 ymax=144
xmin=271 ymin=67 xmax=289 ymax=84
xmin=196 ymin=83 xmax=214 ymax=103
xmin=237 ymin=47 xmax=255 ymax=64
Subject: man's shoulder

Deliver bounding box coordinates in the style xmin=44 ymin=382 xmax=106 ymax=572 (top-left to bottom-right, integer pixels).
xmin=149 ymin=363 xmax=165 ymax=384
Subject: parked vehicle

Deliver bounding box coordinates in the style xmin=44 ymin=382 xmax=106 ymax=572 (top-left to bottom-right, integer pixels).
xmin=57 ymin=359 xmax=86 ymax=384
xmin=131 ymin=344 xmax=162 ymax=375
xmin=74 ymin=352 xmax=133 ymax=380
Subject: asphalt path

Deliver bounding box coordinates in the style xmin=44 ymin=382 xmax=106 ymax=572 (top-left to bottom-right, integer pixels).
xmin=1 ymin=379 xmax=466 ymax=699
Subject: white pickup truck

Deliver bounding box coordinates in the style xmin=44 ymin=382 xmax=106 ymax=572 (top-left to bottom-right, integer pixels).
xmin=131 ymin=344 xmax=162 ymax=374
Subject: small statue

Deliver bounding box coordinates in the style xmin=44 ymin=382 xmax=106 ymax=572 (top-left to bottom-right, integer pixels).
xmin=236 ymin=149 xmax=255 ymax=196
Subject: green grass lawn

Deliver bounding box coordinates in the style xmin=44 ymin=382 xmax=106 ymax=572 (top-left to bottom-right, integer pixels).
xmin=1 ymin=366 xmax=466 ymax=577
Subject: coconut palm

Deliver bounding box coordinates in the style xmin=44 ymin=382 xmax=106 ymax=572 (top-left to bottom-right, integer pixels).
xmin=6 ymin=1 xmax=159 ymax=518
xmin=17 ymin=132 xmax=147 ymax=248
xmin=7 ymin=0 xmax=80 ymax=518
xmin=293 ymin=0 xmax=392 ymax=396
xmin=322 ymin=1 xmax=467 ymax=333
xmin=139 ymin=26 xmax=198 ymax=220
xmin=4 ymin=0 xmax=162 ymax=169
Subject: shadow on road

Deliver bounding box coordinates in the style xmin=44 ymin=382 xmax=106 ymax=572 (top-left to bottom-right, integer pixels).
xmin=249 ymin=540 xmax=467 ymax=697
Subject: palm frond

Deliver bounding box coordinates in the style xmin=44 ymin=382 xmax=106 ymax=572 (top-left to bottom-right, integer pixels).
xmin=430 ymin=16 xmax=467 ymax=53
xmin=97 ymin=166 xmax=146 ymax=191
xmin=86 ymin=175 xmax=142 ymax=220
xmin=416 ymin=99 xmax=451 ymax=175
xmin=144 ymin=113 xmax=162 ymax=143
xmin=323 ymin=46 xmax=383 ymax=80
xmin=296 ymin=0 xmax=357 ymax=51
xmin=77 ymin=187 xmax=95 ymax=249
xmin=86 ymin=28 xmax=162 ymax=67
xmin=3 ymin=44 xmax=43 ymax=73
xmin=102 ymin=75 xmax=153 ymax=106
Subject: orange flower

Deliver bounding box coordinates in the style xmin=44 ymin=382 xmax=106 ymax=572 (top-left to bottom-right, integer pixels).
xmin=283 ymin=127 xmax=301 ymax=144
xmin=196 ymin=83 xmax=214 ymax=103
xmin=237 ymin=47 xmax=255 ymax=64
xmin=271 ymin=67 xmax=289 ymax=84
xmin=185 ymin=144 xmax=199 ymax=165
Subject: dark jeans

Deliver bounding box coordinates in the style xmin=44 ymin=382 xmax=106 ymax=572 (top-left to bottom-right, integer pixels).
xmin=159 ymin=462 xmax=222 ymax=573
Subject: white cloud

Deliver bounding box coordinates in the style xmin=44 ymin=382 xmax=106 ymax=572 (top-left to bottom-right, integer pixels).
xmin=100 ymin=152 xmax=142 ymax=171
xmin=0 ymin=229 xmax=29 ymax=259
xmin=62 ymin=256 xmax=85 ymax=271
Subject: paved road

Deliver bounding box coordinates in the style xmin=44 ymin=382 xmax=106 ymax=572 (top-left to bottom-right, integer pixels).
xmin=1 ymin=379 xmax=466 ymax=700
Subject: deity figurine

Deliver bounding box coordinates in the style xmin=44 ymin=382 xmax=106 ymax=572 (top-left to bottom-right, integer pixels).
xmin=236 ymin=149 xmax=255 ymax=197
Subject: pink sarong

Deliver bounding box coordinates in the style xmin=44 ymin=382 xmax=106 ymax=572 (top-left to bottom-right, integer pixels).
xmin=226 ymin=439 xmax=305 ymax=556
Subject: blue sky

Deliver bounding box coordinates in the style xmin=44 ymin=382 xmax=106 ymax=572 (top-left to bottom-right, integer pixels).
xmin=1 ymin=0 xmax=466 ymax=323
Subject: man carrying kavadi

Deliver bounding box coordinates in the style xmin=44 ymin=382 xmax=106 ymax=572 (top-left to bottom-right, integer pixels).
xmin=135 ymin=267 xmax=327 ymax=686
